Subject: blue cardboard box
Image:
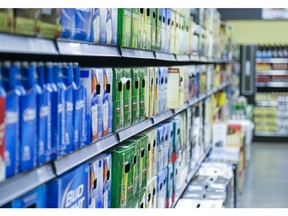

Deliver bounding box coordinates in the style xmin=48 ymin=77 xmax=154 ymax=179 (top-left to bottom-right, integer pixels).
xmin=46 ymin=164 xmax=88 ymax=208
xmin=72 ymin=63 xmax=86 ymax=150
xmin=157 ymin=167 xmax=168 ymax=208
xmin=1 ymin=62 xmax=20 ymax=178
xmin=62 ymin=63 xmax=74 ymax=155
xmin=53 ymin=63 xmax=66 ymax=158
xmin=74 ymin=8 xmax=92 ymax=42
xmin=0 ymin=63 xmax=6 ymax=181
xmin=88 ymin=155 xmax=103 ymax=208
xmin=61 ymin=8 xmax=75 ymax=39
xmin=103 ymin=68 xmax=113 ymax=137
xmin=44 ymin=63 xmax=58 ymax=160
xmin=36 ymin=62 xmax=52 ymax=165
xmin=6 ymin=184 xmax=46 ymax=208
xmin=19 ymin=62 xmax=39 ymax=172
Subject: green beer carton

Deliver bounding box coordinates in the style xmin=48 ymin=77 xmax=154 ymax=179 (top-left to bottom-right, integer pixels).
xmin=139 ymin=68 xmax=147 ymax=121
xmin=131 ymin=8 xmax=140 ymax=49
xmin=131 ymin=68 xmax=140 ymax=124
xmin=155 ymin=9 xmax=162 ymax=51
xmin=150 ymin=8 xmax=157 ymax=50
xmin=138 ymin=9 xmax=145 ymax=49
xmin=118 ymin=8 xmax=132 ymax=47
xmin=14 ymin=9 xmax=40 ymax=36
xmin=109 ymin=144 xmax=135 ymax=208
xmin=123 ymin=68 xmax=132 ymax=128
xmin=144 ymin=9 xmax=152 ymax=50
xmin=138 ymin=189 xmax=146 ymax=208
xmin=112 ymin=68 xmax=124 ymax=132
xmin=38 ymin=9 xmax=61 ymax=39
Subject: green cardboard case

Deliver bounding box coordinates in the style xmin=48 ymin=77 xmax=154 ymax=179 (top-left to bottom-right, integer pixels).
xmin=118 ymin=8 xmax=132 ymax=47
xmin=113 ymin=68 xmax=124 ymax=132
xmin=131 ymin=68 xmax=140 ymax=124
xmin=123 ymin=68 xmax=132 ymax=128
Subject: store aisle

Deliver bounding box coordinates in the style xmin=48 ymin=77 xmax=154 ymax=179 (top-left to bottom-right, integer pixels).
xmin=240 ymin=142 xmax=288 ymax=208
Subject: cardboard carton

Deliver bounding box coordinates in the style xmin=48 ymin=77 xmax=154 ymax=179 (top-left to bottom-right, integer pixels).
xmin=146 ymin=176 xmax=157 ymax=208
xmin=109 ymin=144 xmax=134 ymax=208
xmin=139 ymin=68 xmax=147 ymax=121
xmin=38 ymin=9 xmax=61 ymax=38
xmin=131 ymin=68 xmax=140 ymax=124
xmin=131 ymin=8 xmax=140 ymax=49
xmin=7 ymin=185 xmax=46 ymax=208
xmin=103 ymin=68 xmax=113 ymax=136
xmin=61 ymin=8 xmax=75 ymax=39
xmin=14 ymin=9 xmax=39 ymax=36
xmin=46 ymin=164 xmax=89 ymax=208
xmin=150 ymin=8 xmax=157 ymax=50
xmin=118 ymin=9 xmax=132 ymax=47
xmin=156 ymin=167 xmax=168 ymax=208
xmin=112 ymin=68 xmax=124 ymax=132
xmin=123 ymin=68 xmax=132 ymax=128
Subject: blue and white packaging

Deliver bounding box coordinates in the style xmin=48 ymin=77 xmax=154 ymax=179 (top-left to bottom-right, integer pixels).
xmin=105 ymin=8 xmax=112 ymax=45
xmin=72 ymin=63 xmax=86 ymax=150
xmin=19 ymin=62 xmax=39 ymax=172
xmin=99 ymin=8 xmax=108 ymax=44
xmin=172 ymin=119 xmax=181 ymax=158
xmin=156 ymin=125 xmax=164 ymax=173
xmin=167 ymin=163 xmax=174 ymax=207
xmin=165 ymin=120 xmax=174 ymax=164
xmin=159 ymin=123 xmax=169 ymax=168
xmin=44 ymin=63 xmax=58 ymax=160
xmin=111 ymin=8 xmax=118 ymax=46
xmin=74 ymin=8 xmax=93 ymax=42
xmin=88 ymin=155 xmax=103 ymax=208
xmin=46 ymin=164 xmax=88 ymax=208
xmin=0 ymin=63 xmax=6 ymax=182
xmin=61 ymin=8 xmax=75 ymax=39
xmin=80 ymin=68 xmax=103 ymax=143
xmin=36 ymin=62 xmax=51 ymax=165
xmin=100 ymin=152 xmax=112 ymax=208
xmin=102 ymin=68 xmax=113 ymax=137
xmin=156 ymin=167 xmax=168 ymax=208
xmin=62 ymin=63 xmax=74 ymax=155
xmin=53 ymin=63 xmax=66 ymax=157
xmin=2 ymin=62 xmax=20 ymax=178
xmin=6 ymin=184 xmax=46 ymax=208
xmin=92 ymin=9 xmax=100 ymax=44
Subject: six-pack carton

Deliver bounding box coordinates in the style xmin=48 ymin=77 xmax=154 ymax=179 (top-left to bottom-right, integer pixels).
xmin=123 ymin=68 xmax=132 ymax=128
xmin=131 ymin=68 xmax=140 ymax=124
xmin=6 ymin=185 xmax=46 ymax=208
xmin=118 ymin=9 xmax=131 ymax=47
xmin=112 ymin=68 xmax=124 ymax=132
xmin=103 ymin=68 xmax=113 ymax=137
xmin=38 ymin=9 xmax=61 ymax=39
xmin=138 ymin=189 xmax=146 ymax=208
xmin=145 ymin=176 xmax=157 ymax=208
xmin=88 ymin=155 xmax=103 ymax=208
xmin=46 ymin=164 xmax=89 ymax=208
xmin=150 ymin=8 xmax=157 ymax=50
xmin=156 ymin=167 xmax=168 ymax=208
xmin=109 ymin=144 xmax=134 ymax=208
xmin=139 ymin=68 xmax=147 ymax=121
xmin=14 ymin=9 xmax=39 ymax=36
xmin=131 ymin=8 xmax=140 ymax=49
xmin=36 ymin=62 xmax=51 ymax=165
xmin=0 ymin=9 xmax=14 ymax=33
xmin=74 ymin=8 xmax=93 ymax=42
xmin=19 ymin=62 xmax=38 ymax=172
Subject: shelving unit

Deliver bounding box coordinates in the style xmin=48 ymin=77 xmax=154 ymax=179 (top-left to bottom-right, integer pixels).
xmin=256 ymin=82 xmax=288 ymax=88
xmin=255 ymin=101 xmax=278 ymax=107
xmin=256 ymin=58 xmax=288 ymax=63
xmin=0 ymin=33 xmax=236 ymax=65
xmin=0 ymin=80 xmax=231 ymax=207
xmin=254 ymin=132 xmax=288 ymax=137
xmin=256 ymin=70 xmax=288 ymax=75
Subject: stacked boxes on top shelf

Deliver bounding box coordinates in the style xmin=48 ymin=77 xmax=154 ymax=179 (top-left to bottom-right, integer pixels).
xmin=0 ymin=9 xmax=234 ymax=58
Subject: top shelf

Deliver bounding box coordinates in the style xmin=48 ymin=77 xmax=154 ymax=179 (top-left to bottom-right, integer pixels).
xmin=0 ymin=33 xmax=236 ymax=64
xmin=256 ymin=58 xmax=288 ymax=63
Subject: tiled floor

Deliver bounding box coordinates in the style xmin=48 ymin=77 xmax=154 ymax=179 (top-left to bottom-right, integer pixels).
xmin=239 ymin=142 xmax=288 ymax=208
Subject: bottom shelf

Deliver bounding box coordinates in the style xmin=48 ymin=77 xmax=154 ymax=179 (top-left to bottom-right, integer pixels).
xmin=255 ymin=131 xmax=288 ymax=137
xmin=171 ymin=146 xmax=212 ymax=208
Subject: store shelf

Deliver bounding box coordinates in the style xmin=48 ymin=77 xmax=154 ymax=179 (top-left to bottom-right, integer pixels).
xmin=117 ymin=119 xmax=153 ymax=142
xmin=256 ymin=70 xmax=288 ymax=75
xmin=256 ymin=82 xmax=288 ymax=88
xmin=0 ymin=164 xmax=55 ymax=207
xmin=57 ymin=40 xmax=121 ymax=57
xmin=0 ymin=80 xmax=231 ymax=206
xmin=255 ymin=101 xmax=278 ymax=107
xmin=155 ymin=52 xmax=176 ymax=61
xmin=190 ymin=55 xmax=200 ymax=61
xmin=256 ymin=58 xmax=288 ymax=63
xmin=171 ymin=146 xmax=212 ymax=208
xmin=54 ymin=134 xmax=118 ymax=176
xmin=176 ymin=54 xmax=191 ymax=62
xmin=120 ymin=47 xmax=155 ymax=59
xmin=255 ymin=132 xmax=288 ymax=137
xmin=0 ymin=33 xmax=58 ymax=55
